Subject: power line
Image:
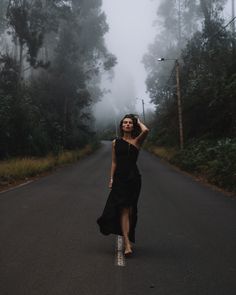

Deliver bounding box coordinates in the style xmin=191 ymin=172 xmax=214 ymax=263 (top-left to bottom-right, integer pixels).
xmin=165 ymin=64 xmax=176 ymax=89
xmin=156 ymin=16 xmax=236 ymax=98
xmin=157 ymin=63 xmax=176 ymax=91
xmin=222 ymin=16 xmax=236 ymax=30
xmin=203 ymin=16 xmax=236 ymax=46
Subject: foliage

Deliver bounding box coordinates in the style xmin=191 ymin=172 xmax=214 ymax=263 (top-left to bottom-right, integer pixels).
xmin=0 ymin=0 xmax=116 ymax=160
xmin=144 ymin=0 xmax=236 ymax=146
xmin=171 ymin=138 xmax=236 ymax=193
xmin=7 ymin=0 xmax=47 ymax=68
xmin=180 ymin=20 xmax=236 ymax=139
xmin=144 ymin=0 xmax=235 ymax=193
xmin=0 ymin=0 xmax=8 ymax=34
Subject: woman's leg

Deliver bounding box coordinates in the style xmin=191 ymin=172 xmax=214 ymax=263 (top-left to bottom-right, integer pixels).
xmin=121 ymin=207 xmax=132 ymax=253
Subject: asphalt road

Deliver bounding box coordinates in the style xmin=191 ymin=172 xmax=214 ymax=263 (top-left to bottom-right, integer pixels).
xmin=0 ymin=141 xmax=236 ymax=295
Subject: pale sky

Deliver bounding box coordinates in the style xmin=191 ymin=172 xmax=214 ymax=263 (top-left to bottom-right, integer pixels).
xmin=93 ymin=0 xmax=235 ymax=125
xmin=93 ymin=0 xmax=158 ymax=123
xmin=223 ymin=0 xmax=235 ymax=21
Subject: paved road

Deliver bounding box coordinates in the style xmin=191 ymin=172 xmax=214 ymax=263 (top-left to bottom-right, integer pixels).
xmin=0 ymin=141 xmax=236 ymax=295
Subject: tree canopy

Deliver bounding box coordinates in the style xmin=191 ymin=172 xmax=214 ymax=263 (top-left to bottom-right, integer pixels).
xmin=143 ymin=0 xmax=235 ymax=146
xmin=0 ymin=0 xmax=117 ymax=159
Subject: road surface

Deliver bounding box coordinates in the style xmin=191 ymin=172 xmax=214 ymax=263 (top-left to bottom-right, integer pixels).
xmin=0 ymin=141 xmax=236 ymax=295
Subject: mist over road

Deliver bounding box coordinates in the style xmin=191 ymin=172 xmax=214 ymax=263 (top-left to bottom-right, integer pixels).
xmin=0 ymin=141 xmax=236 ymax=295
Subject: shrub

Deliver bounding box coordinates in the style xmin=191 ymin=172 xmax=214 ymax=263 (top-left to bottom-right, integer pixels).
xmin=171 ymin=138 xmax=236 ymax=192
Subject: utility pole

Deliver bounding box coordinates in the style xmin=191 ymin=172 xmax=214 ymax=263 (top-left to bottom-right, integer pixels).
xmin=142 ymin=99 xmax=146 ymax=123
xmin=232 ymin=0 xmax=235 ymax=35
xmin=136 ymin=98 xmax=146 ymax=123
xmin=175 ymin=60 xmax=184 ymax=150
xmin=177 ymin=0 xmax=182 ymax=49
xmin=157 ymin=57 xmax=184 ymax=150
xmin=114 ymin=116 xmax=118 ymax=138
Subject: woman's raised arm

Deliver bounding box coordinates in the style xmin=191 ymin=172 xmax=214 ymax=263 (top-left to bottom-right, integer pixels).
xmin=135 ymin=118 xmax=149 ymax=146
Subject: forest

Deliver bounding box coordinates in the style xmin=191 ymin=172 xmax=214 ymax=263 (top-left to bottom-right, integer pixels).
xmin=0 ymin=0 xmax=116 ymax=159
xmin=143 ymin=0 xmax=236 ymax=192
xmin=0 ymin=0 xmax=235 ymax=193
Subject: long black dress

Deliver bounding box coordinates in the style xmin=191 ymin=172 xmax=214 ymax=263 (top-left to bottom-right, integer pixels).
xmin=97 ymin=137 xmax=141 ymax=243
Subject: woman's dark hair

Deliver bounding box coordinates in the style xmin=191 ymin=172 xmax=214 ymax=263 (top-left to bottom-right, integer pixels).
xmin=119 ymin=114 xmax=141 ymax=138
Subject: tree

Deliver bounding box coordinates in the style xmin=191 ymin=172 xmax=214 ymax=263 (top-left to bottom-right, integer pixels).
xmin=6 ymin=0 xmax=68 ymax=80
xmin=0 ymin=0 xmax=117 ymax=159
xmin=0 ymin=0 xmax=8 ymax=34
xmin=143 ymin=0 xmax=234 ymax=146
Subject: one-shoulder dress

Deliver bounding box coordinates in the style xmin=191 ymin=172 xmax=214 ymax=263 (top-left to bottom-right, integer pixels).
xmin=97 ymin=137 xmax=141 ymax=243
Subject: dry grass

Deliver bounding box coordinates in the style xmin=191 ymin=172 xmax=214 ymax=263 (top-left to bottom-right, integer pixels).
xmin=148 ymin=146 xmax=177 ymax=161
xmin=0 ymin=144 xmax=94 ymax=185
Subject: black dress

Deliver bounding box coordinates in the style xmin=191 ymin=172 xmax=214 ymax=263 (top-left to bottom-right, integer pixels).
xmin=97 ymin=137 xmax=141 ymax=243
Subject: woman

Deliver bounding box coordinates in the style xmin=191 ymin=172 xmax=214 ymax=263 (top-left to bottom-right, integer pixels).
xmin=97 ymin=114 xmax=149 ymax=257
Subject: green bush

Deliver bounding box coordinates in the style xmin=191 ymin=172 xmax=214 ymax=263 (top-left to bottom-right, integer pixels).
xmin=171 ymin=138 xmax=236 ymax=193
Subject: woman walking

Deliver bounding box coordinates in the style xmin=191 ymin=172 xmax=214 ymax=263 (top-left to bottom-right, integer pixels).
xmin=97 ymin=114 xmax=149 ymax=257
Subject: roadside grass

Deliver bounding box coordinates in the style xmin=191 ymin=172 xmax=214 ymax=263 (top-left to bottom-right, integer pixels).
xmin=0 ymin=143 xmax=100 ymax=188
xmin=147 ymin=145 xmax=177 ymax=161
xmin=146 ymin=139 xmax=236 ymax=196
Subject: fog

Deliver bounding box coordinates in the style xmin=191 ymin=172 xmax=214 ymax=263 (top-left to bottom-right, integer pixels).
xmin=93 ymin=0 xmax=158 ymax=126
xmin=0 ymin=0 xmax=234 ymax=160
xmin=224 ymin=0 xmax=235 ymax=21
xmin=93 ymin=0 xmax=234 ymax=127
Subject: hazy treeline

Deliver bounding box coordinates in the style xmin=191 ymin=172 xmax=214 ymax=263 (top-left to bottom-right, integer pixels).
xmin=0 ymin=0 xmax=116 ymax=159
xmin=144 ymin=0 xmax=235 ymax=145
xmin=144 ymin=0 xmax=236 ymax=192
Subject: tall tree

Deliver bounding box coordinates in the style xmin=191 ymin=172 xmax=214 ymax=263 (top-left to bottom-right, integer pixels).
xmin=0 ymin=0 xmax=8 ymax=34
xmin=0 ymin=0 xmax=117 ymax=158
xmin=143 ymin=0 xmax=234 ymax=146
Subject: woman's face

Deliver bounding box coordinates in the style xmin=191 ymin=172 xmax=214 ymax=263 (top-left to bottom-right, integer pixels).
xmin=122 ymin=118 xmax=134 ymax=133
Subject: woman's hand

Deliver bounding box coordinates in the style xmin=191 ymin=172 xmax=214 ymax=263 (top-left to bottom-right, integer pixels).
xmin=109 ymin=178 xmax=113 ymax=189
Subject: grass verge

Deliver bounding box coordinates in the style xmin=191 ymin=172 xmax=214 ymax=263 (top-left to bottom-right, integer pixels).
xmin=146 ymin=141 xmax=236 ymax=197
xmin=0 ymin=142 xmax=101 ymax=191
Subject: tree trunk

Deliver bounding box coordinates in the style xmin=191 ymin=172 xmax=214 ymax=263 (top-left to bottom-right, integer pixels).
xmin=19 ymin=40 xmax=23 ymax=83
xmin=200 ymin=0 xmax=211 ymax=27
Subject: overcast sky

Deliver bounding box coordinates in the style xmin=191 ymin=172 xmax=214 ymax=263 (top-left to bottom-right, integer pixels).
xmin=93 ymin=0 xmax=158 ymax=123
xmin=102 ymin=0 xmax=157 ymax=107
xmin=223 ymin=0 xmax=234 ymax=21
xmin=93 ymin=0 xmax=234 ymax=124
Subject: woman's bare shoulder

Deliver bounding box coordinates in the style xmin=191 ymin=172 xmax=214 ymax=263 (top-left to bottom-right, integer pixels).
xmin=112 ymin=138 xmax=118 ymax=146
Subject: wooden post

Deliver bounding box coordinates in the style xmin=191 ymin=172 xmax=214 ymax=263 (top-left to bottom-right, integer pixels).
xmin=142 ymin=99 xmax=146 ymax=123
xmin=175 ymin=59 xmax=184 ymax=150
